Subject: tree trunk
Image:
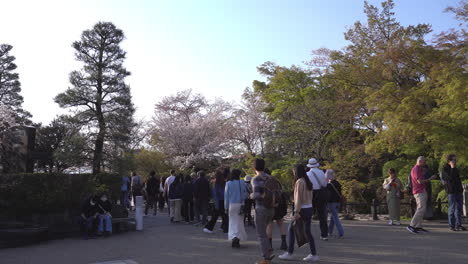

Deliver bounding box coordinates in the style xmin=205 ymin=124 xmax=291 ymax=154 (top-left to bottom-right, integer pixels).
xmin=93 ymin=120 xmax=105 ymax=174
xmin=92 ymin=42 xmax=105 ymax=175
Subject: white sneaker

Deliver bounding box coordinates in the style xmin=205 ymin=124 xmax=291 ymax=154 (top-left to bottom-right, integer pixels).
xmin=395 ymin=221 xmax=401 ymax=226
xmin=388 ymin=220 xmax=393 ymax=225
xmin=320 ymin=236 xmax=328 ymax=241
xmin=303 ymin=254 xmax=320 ymax=262
xmin=203 ymin=228 xmax=213 ymax=234
xmin=278 ymin=252 xmax=294 ymax=260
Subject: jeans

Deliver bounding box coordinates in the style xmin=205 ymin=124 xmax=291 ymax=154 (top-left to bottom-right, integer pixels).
xmin=205 ymin=200 xmax=228 ymax=232
xmin=288 ymin=207 xmax=317 ymax=255
xmin=194 ymin=199 xmax=209 ymax=224
xmin=448 ymin=193 xmax=463 ymax=228
xmin=98 ymin=214 xmax=112 ymax=233
xmin=254 ymin=207 xmax=274 ymax=259
xmin=313 ymin=189 xmax=329 ymax=237
xmin=410 ymin=192 xmax=427 ymax=228
xmin=328 ymin=202 xmax=344 ymax=236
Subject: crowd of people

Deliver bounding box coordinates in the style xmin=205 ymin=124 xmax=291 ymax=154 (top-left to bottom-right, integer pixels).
xmin=79 ymin=153 xmax=464 ymax=263
xmin=113 ymin=157 xmax=345 ymax=263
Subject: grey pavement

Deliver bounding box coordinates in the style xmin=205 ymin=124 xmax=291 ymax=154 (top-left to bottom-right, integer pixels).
xmin=0 ymin=212 xmax=467 ymax=264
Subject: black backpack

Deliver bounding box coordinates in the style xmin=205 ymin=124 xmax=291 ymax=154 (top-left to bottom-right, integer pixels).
xmin=406 ymin=173 xmax=412 ymax=195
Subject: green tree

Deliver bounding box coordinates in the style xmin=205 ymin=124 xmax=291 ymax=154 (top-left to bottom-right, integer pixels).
xmin=0 ymin=44 xmax=31 ymax=122
xmin=55 ymin=22 xmax=135 ymax=174
xmin=35 ymin=116 xmax=88 ymax=172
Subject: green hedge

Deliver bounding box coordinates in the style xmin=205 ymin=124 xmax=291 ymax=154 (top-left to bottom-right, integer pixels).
xmin=0 ymin=173 xmax=121 ymax=219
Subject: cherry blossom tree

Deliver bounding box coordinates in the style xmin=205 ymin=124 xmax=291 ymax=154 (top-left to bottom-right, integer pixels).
xmin=151 ymin=90 xmax=234 ymax=169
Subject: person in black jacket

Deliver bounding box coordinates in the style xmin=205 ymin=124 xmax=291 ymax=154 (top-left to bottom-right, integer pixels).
xmin=145 ymin=171 xmax=160 ymax=216
xmin=441 ymin=154 xmax=466 ymax=231
xmin=326 ymin=169 xmax=344 ymax=238
xmin=97 ymin=193 xmax=112 ymax=236
xmin=193 ymin=170 xmax=211 ymax=225
xmin=168 ymin=175 xmax=184 ymax=222
xmin=182 ymin=175 xmax=194 ymax=223
xmin=81 ymin=196 xmax=98 ymax=239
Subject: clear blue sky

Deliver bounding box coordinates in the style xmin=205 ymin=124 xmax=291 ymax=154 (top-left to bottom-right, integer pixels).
xmin=0 ymin=0 xmax=462 ymax=124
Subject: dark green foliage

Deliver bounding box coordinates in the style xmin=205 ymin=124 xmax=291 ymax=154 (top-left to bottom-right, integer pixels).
xmin=0 ymin=173 xmax=121 ymax=219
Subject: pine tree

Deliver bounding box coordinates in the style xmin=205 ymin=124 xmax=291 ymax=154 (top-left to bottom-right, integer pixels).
xmin=55 ymin=22 xmax=135 ymax=174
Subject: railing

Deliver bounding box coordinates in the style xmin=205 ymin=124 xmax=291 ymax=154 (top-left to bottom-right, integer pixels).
xmin=342 ymin=198 xmax=449 ymax=220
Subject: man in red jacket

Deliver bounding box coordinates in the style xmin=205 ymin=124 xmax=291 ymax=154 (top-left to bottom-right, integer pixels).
xmin=407 ymin=156 xmax=437 ymax=234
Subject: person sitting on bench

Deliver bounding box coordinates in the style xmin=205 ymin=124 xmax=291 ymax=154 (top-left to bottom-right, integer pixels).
xmin=81 ymin=196 xmax=98 ymax=239
xmin=97 ymin=193 xmax=113 ymax=236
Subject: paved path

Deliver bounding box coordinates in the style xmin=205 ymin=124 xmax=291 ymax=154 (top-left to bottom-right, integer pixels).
xmin=0 ymin=213 xmax=467 ymax=264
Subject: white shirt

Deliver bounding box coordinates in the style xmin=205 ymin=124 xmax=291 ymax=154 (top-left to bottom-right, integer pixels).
xmin=307 ymin=168 xmax=327 ymax=190
xmin=164 ymin=175 xmax=176 ymax=194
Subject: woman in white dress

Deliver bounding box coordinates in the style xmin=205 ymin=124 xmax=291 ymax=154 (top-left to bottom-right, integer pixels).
xmin=225 ymin=169 xmax=247 ymax=248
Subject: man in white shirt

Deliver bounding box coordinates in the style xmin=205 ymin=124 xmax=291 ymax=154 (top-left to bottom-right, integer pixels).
xmin=306 ymin=158 xmax=329 ymax=240
xmin=164 ymin=170 xmax=176 ymax=216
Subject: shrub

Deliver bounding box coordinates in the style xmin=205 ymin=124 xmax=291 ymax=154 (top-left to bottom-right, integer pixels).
xmin=0 ymin=173 xmax=121 ymax=220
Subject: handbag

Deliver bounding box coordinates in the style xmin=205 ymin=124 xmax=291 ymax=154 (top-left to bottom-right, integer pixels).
xmin=293 ymin=218 xmax=309 ymax=247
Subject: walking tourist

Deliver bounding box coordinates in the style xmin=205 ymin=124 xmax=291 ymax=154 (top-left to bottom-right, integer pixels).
xmin=164 ymin=170 xmax=177 ymax=216
xmin=193 ymin=170 xmax=210 ymax=225
xmin=224 ymin=169 xmax=247 ymax=248
xmin=204 ymin=169 xmax=228 ymax=233
xmin=306 ymin=158 xmax=329 ymax=240
xmin=121 ymin=175 xmax=131 ymax=209
xmin=441 ymin=154 xmax=466 ymax=231
xmin=326 ymin=169 xmax=345 ymax=237
xmin=279 ymin=164 xmax=319 ymax=262
xmin=406 ymin=156 xmax=437 ymax=234
xmin=131 ymin=171 xmax=143 ymax=210
xmin=266 ymin=176 xmax=288 ymax=251
xmin=383 ymin=168 xmax=403 ymax=225
xmin=168 ymin=174 xmax=183 ymax=222
xmin=145 ymin=171 xmax=160 ymax=216
xmin=243 ymin=175 xmax=255 ymax=227
xmin=182 ymin=174 xmax=194 ymax=223
xmin=252 ymin=158 xmax=276 ymax=264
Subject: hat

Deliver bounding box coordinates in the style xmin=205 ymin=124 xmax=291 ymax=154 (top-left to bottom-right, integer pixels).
xmin=306 ymin=158 xmax=320 ymax=168
xmin=245 ymin=175 xmax=252 ymax=182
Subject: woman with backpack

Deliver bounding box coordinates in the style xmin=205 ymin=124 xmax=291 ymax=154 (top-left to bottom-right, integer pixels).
xmin=279 ymin=164 xmax=319 ymax=262
xmin=266 ymin=169 xmax=288 ymax=251
xmin=383 ymin=168 xmax=403 ymax=226
xmin=326 ymin=169 xmax=345 ymax=237
xmin=224 ymin=169 xmax=247 ymax=248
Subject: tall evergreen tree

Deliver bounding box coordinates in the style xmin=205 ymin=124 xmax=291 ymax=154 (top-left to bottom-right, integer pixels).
xmin=0 ymin=44 xmax=31 ymax=122
xmin=55 ymin=22 xmax=135 ymax=174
